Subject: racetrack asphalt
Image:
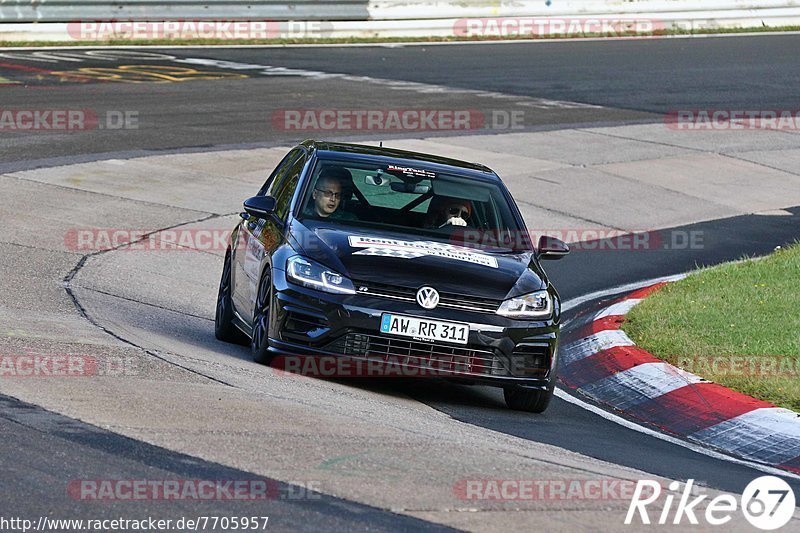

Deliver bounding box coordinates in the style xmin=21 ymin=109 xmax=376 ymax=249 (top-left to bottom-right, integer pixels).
xmin=2 ymin=36 xmax=800 ymax=531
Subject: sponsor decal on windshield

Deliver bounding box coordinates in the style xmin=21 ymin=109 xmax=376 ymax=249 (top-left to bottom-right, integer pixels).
xmin=386 ymin=164 xmax=437 ymax=179
xmin=348 ymin=236 xmax=498 ymax=268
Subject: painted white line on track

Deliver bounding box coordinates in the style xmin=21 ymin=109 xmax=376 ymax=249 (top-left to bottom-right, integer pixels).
xmin=3 ymin=30 xmax=800 ymax=51
xmin=562 ymin=273 xmax=688 ymax=315
xmin=0 ymin=49 xmax=599 ymax=110
xmin=594 ymin=298 xmax=642 ymax=319
xmin=554 ymin=388 xmax=800 ymax=481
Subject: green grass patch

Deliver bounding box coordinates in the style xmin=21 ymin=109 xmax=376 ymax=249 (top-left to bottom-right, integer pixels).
xmin=622 ymin=243 xmax=800 ymax=411
xmin=3 ymin=25 xmax=800 ymax=48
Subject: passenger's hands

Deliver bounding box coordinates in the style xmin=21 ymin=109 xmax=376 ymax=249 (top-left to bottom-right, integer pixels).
xmin=441 ymin=216 xmax=468 ymax=227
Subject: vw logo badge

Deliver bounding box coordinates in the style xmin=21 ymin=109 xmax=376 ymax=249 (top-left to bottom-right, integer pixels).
xmin=416 ymin=286 xmax=440 ymax=309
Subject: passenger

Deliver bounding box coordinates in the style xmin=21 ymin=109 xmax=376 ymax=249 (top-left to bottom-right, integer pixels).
xmin=426 ymin=196 xmax=472 ymax=228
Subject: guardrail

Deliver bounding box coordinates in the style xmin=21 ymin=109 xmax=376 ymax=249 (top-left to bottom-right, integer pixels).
xmin=0 ymin=1 xmax=369 ymax=22
xmin=1 ymin=0 xmax=798 ymax=23
xmin=371 ymin=0 xmax=800 ymax=20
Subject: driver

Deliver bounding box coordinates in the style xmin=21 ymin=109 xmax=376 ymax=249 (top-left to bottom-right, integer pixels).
xmin=307 ymin=166 xmax=357 ymax=220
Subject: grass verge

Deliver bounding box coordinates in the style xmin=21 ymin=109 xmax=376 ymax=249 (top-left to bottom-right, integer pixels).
xmin=622 ymin=243 xmax=800 ymax=411
xmin=2 ymin=25 xmax=800 ymax=48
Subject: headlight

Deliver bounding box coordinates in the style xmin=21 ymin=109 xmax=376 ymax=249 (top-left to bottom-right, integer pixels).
xmin=286 ymin=256 xmax=356 ymax=295
xmin=496 ymin=290 xmax=552 ymax=319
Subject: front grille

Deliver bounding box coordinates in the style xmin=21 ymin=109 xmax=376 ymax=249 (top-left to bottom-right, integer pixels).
xmin=354 ymin=280 xmax=502 ymax=314
xmin=324 ymin=333 xmax=506 ymax=377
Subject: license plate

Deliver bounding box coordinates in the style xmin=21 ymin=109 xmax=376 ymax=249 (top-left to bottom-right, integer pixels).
xmin=380 ymin=313 xmax=469 ymax=345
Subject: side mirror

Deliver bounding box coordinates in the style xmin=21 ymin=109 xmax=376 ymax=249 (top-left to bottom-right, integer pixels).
xmin=243 ymin=195 xmax=277 ymax=219
xmin=537 ymin=235 xmax=570 ymax=260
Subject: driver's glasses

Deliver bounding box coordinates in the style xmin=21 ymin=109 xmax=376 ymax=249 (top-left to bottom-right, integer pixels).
xmin=316 ymin=189 xmax=342 ymax=200
xmin=448 ymin=206 xmax=469 ymax=218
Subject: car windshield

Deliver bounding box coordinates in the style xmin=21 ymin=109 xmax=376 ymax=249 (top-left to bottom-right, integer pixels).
xmin=297 ymin=158 xmax=530 ymax=251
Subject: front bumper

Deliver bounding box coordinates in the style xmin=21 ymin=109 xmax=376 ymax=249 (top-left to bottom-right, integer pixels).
xmin=267 ymin=268 xmax=560 ymax=388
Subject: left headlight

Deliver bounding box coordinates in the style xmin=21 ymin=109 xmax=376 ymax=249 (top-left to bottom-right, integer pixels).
xmin=496 ymin=289 xmax=552 ymax=319
xmin=286 ymin=255 xmax=356 ymax=295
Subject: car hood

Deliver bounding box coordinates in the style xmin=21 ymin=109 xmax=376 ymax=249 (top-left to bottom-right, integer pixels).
xmin=288 ymin=220 xmax=546 ymax=299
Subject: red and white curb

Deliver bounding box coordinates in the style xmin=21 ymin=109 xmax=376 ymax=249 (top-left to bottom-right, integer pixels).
xmin=560 ymin=280 xmax=800 ymax=475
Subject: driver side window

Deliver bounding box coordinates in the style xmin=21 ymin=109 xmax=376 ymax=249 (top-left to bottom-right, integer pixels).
xmin=259 ymin=149 xmax=303 ymax=197
xmin=272 ymin=155 xmax=306 ymax=221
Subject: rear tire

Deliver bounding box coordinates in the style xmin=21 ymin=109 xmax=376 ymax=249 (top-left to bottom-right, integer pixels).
xmin=215 ymin=251 xmax=247 ymax=344
xmin=251 ymin=269 xmax=274 ymax=365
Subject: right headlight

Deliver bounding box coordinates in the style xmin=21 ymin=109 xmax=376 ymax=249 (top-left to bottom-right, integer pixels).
xmin=286 ymin=256 xmax=356 ymax=295
xmin=496 ymin=290 xmax=552 ymax=319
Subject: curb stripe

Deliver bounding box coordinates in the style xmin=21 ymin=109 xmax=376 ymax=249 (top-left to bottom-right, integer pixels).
xmin=780 ymin=457 xmax=800 ymax=474
xmin=561 ymin=329 xmax=634 ymax=364
xmin=625 ymin=383 xmax=773 ymax=435
xmin=560 ymin=345 xmax=660 ymax=389
xmin=625 ymin=282 xmax=669 ymax=300
xmin=689 ymin=408 xmax=800 ymax=465
xmin=580 ymin=363 xmax=706 ymax=411
xmin=561 ymin=279 xmax=799 ymax=473
xmin=569 ymin=315 xmax=627 ymax=341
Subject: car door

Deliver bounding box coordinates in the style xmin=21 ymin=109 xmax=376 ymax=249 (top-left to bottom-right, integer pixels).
xmin=231 ymin=148 xmax=303 ymax=318
xmin=232 ymin=148 xmax=308 ymax=322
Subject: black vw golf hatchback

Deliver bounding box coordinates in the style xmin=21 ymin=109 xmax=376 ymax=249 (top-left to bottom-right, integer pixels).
xmin=215 ymin=141 xmax=569 ymax=412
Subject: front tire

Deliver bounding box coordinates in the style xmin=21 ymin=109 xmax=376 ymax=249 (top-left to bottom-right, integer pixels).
xmin=504 ymin=356 xmax=558 ymax=413
xmin=251 ymin=269 xmax=274 ymax=365
xmin=503 ymin=385 xmax=554 ymax=413
xmin=215 ymin=251 xmax=246 ymax=344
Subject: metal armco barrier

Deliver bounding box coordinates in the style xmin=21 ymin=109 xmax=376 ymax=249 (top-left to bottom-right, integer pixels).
xmin=369 ymin=0 xmax=798 ymax=20
xmin=371 ymin=0 xmax=800 ymax=20
xmin=0 ymin=1 xmax=369 ymax=22
xmin=0 ymin=0 xmax=797 ymax=22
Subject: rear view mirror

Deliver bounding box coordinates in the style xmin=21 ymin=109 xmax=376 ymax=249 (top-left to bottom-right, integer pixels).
xmin=390 ymin=182 xmax=431 ymax=194
xmin=243 ymin=195 xmax=277 ymax=219
xmin=537 ymin=235 xmax=570 ymax=260
xmin=365 ymin=173 xmax=389 ymax=186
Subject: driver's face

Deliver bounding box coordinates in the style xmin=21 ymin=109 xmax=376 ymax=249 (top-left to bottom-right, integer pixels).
xmin=444 ymin=202 xmax=470 ymax=220
xmin=313 ymin=179 xmax=342 ymax=217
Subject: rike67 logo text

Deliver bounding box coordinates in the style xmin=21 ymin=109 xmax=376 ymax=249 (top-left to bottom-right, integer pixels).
xmin=626 ymin=477 xmax=795 ymax=530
